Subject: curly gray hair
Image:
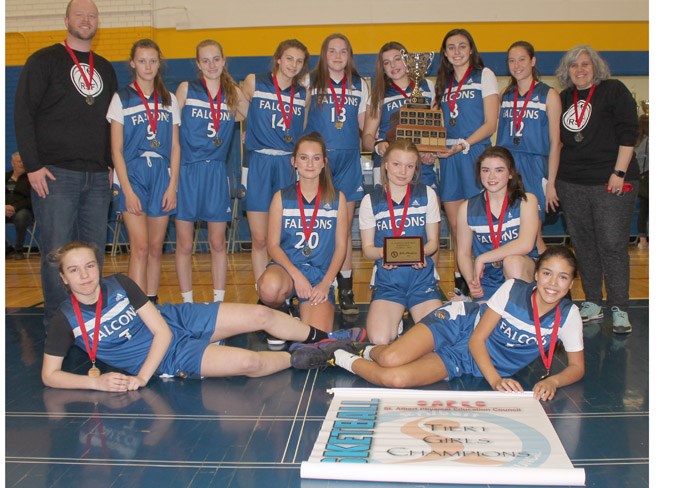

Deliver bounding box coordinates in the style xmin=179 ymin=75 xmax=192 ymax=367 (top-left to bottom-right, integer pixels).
xmin=555 ymin=45 xmax=611 ymax=89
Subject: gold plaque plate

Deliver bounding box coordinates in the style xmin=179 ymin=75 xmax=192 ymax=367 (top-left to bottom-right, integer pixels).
xmin=383 ymin=236 xmax=424 ymax=266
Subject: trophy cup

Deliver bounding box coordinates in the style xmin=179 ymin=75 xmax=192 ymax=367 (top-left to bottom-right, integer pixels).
xmin=385 ymin=50 xmax=447 ymax=152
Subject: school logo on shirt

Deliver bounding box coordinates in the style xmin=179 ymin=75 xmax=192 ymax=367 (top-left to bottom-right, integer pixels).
xmin=69 ymin=63 xmax=104 ymax=99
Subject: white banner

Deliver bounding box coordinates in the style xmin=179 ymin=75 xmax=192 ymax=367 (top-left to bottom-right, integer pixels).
xmin=301 ymin=388 xmax=585 ymax=486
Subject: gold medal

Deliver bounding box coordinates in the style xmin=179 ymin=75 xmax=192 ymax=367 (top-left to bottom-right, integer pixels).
xmin=284 ymin=132 xmax=292 ymax=143
xmin=449 ymin=117 xmax=457 ymax=127
xmin=85 ymin=95 xmax=95 ymax=106
xmin=213 ymin=137 xmax=222 ymax=147
xmin=151 ymin=138 xmax=161 ymax=149
xmin=335 ymin=121 xmax=343 ymax=130
xmin=88 ymin=366 xmax=101 ymax=377
xmin=492 ymin=261 xmax=503 ymax=269
xmin=574 ymin=133 xmax=584 ymax=143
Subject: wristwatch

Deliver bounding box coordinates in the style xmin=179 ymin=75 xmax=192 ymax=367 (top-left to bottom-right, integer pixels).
xmin=613 ymin=169 xmax=626 ymax=178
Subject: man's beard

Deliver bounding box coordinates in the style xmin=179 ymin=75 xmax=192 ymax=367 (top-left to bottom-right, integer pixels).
xmin=68 ymin=25 xmax=96 ymax=42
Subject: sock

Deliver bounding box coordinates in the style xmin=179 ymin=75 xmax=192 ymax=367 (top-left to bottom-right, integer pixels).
xmin=147 ymin=295 xmax=159 ymax=305
xmin=333 ymin=349 xmax=359 ymax=373
xmin=454 ymin=271 xmax=462 ymax=278
xmin=305 ymin=326 xmax=329 ymax=343
xmin=181 ymin=291 xmax=194 ymax=303
xmin=213 ymin=289 xmax=225 ymax=302
xmin=362 ymin=345 xmax=375 ymax=361
xmin=340 ymin=269 xmax=352 ymax=279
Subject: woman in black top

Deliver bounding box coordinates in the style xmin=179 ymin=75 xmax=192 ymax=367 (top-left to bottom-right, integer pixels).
xmin=554 ymin=45 xmax=638 ymax=334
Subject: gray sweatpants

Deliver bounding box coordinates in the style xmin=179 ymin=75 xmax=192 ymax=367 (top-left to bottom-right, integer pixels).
xmin=556 ymin=179 xmax=638 ymax=310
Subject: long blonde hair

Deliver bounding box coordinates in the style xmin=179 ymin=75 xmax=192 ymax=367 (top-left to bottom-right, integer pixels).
xmin=196 ymin=39 xmax=239 ymax=111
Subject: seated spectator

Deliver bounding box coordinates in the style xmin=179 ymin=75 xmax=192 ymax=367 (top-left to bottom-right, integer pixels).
xmin=5 ymin=152 xmax=34 ymax=259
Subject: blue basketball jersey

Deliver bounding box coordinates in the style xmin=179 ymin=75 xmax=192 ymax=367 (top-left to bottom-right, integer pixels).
xmin=440 ymin=67 xmax=494 ymax=144
xmin=57 ymin=275 xmax=155 ymax=376
xmin=179 ymin=79 xmax=237 ymax=163
xmin=373 ymin=78 xmax=435 ymax=168
xmin=479 ymin=279 xmax=583 ymax=377
xmin=368 ymin=183 xmax=435 ymax=246
xmin=466 ymin=191 xmax=538 ymax=293
xmin=306 ymin=75 xmax=368 ymax=150
xmin=497 ymin=81 xmax=551 ymax=157
xmin=114 ymin=85 xmax=177 ymax=162
xmin=279 ymin=183 xmax=340 ymax=278
xmin=244 ymin=73 xmax=307 ymax=152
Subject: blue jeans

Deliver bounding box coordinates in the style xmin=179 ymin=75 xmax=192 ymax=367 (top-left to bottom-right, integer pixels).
xmin=6 ymin=208 xmax=34 ymax=249
xmin=32 ymin=166 xmax=111 ymax=327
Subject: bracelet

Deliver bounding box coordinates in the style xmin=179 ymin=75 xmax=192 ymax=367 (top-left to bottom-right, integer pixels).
xmin=459 ymin=139 xmax=471 ymax=154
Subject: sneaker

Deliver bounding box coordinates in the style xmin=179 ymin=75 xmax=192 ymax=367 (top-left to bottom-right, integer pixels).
xmin=328 ymin=327 xmax=367 ymax=342
xmin=397 ymin=319 xmax=404 ymax=336
xmin=290 ymin=339 xmax=361 ymax=370
xmin=337 ymin=274 xmax=359 ymax=316
xmin=611 ymin=306 xmax=632 ymax=334
xmin=339 ymin=289 xmax=359 ymax=315
xmin=454 ymin=274 xmax=470 ymax=297
xmin=579 ymin=302 xmax=604 ymax=323
xmin=266 ymin=334 xmax=287 ymax=351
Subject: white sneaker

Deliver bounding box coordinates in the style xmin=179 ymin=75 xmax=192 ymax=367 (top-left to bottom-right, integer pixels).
xmin=579 ymin=302 xmax=604 ymax=323
xmin=266 ymin=334 xmax=286 ymax=350
xmin=611 ymin=307 xmax=632 ymax=334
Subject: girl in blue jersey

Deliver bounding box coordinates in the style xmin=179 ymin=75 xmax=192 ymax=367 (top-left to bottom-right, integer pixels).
xmin=107 ymin=39 xmax=181 ymax=303
xmin=359 ymin=140 xmax=443 ymax=344
xmin=433 ymin=29 xmax=500 ymax=297
xmin=306 ymin=33 xmax=369 ymax=316
xmin=456 ymin=146 xmax=539 ymax=300
xmin=294 ymin=245 xmax=584 ymax=401
xmin=497 ymin=41 xmax=563 ymax=253
xmin=241 ymin=39 xmax=310 ymax=282
xmin=41 ymin=241 xmax=332 ymax=391
xmin=257 ymin=133 xmax=349 ymax=332
xmin=362 ymin=41 xmax=438 ymax=191
xmin=174 ymin=40 xmax=249 ymax=304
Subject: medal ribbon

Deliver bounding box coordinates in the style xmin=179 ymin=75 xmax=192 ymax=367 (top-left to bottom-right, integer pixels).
xmin=328 ymin=75 xmax=347 ymax=120
xmin=273 ymin=73 xmax=295 ymax=132
xmin=531 ymin=291 xmax=562 ymax=376
xmin=133 ymin=81 xmax=159 ymax=139
xmin=485 ymin=191 xmax=509 ymax=250
xmin=446 ymin=66 xmax=472 ymax=118
xmin=390 ymin=80 xmax=415 ymax=99
xmin=71 ymin=289 xmax=103 ymax=369
xmin=513 ymin=78 xmax=536 ymax=133
xmin=386 ymin=184 xmax=412 ymax=238
xmin=573 ymin=84 xmax=596 ymax=129
xmin=64 ymin=39 xmax=94 ymax=92
xmin=201 ymin=77 xmax=223 ymax=135
xmin=296 ymin=183 xmax=322 ymax=246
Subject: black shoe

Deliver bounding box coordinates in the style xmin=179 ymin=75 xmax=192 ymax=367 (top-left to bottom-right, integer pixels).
xmin=337 ymin=274 xmax=359 ymax=316
xmin=454 ymin=275 xmax=470 ymax=297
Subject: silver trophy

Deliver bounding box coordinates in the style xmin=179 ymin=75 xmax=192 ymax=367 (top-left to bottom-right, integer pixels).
xmin=401 ymin=50 xmax=434 ymax=108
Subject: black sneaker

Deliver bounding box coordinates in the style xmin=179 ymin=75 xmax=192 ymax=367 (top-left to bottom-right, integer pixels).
xmin=339 ymin=289 xmax=359 ymax=315
xmin=454 ymin=274 xmax=470 ymax=297
xmin=291 ymin=339 xmax=361 ymax=370
xmin=337 ymin=274 xmax=359 ymax=316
